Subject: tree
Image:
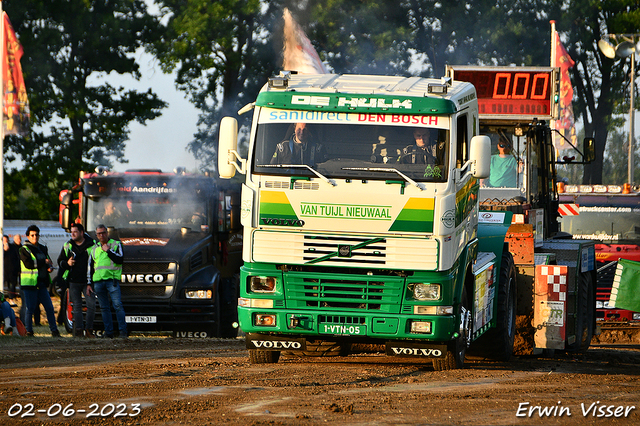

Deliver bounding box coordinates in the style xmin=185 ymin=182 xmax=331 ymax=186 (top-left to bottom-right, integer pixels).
xmin=290 ymin=0 xmax=413 ymax=75
xmin=3 ymin=1 xmax=166 ymax=219
xmin=602 ymin=129 xmax=640 ymax=185
xmin=556 ymin=0 xmax=640 ymax=184
xmin=406 ymin=0 xmax=559 ymax=77
xmin=152 ymin=0 xmax=282 ymax=169
xmin=299 ymin=1 xmax=558 ymax=78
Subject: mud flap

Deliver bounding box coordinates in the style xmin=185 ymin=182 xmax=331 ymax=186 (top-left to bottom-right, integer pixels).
xmin=246 ymin=333 xmax=307 ymax=351
xmin=385 ymin=342 xmax=447 ymax=358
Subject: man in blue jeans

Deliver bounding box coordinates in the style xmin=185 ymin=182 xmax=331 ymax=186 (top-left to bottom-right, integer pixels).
xmin=89 ymin=224 xmax=127 ymax=338
xmin=19 ymin=225 xmax=61 ymax=337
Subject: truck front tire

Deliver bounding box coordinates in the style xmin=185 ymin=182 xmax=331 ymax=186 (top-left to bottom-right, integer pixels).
xmin=470 ymin=251 xmax=517 ymax=361
xmin=567 ymin=270 xmax=595 ymax=353
xmin=433 ymin=287 xmax=471 ymax=371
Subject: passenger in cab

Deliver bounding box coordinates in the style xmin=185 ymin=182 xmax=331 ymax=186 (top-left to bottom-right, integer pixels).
xmin=486 ymin=137 xmax=518 ymax=188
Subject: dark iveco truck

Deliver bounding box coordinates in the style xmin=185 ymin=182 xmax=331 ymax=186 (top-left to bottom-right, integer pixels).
xmin=58 ymin=167 xmax=242 ymax=337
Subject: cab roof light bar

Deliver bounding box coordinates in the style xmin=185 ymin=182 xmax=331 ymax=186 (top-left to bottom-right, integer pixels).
xmin=268 ymin=70 xmax=298 ymax=89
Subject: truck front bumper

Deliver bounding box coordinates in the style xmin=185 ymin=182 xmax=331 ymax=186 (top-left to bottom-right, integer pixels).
xmin=238 ymin=307 xmax=457 ymax=342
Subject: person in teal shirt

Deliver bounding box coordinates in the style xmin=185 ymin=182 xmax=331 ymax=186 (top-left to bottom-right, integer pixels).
xmin=488 ymin=139 xmax=518 ymax=187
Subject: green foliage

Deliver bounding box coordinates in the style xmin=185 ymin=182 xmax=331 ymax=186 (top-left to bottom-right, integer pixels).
xmin=297 ymin=0 xmax=413 ymax=75
xmin=554 ymin=0 xmax=640 ymax=184
xmin=3 ymin=0 xmax=167 ymax=220
xmin=152 ymin=0 xmax=279 ymax=169
xmin=4 ymin=0 xmax=640 ymax=219
xmin=602 ymin=129 xmax=640 ymax=185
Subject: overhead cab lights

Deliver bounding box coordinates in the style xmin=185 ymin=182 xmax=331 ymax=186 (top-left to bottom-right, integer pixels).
xmin=268 ymin=71 xmax=293 ymax=89
xmin=427 ymin=77 xmax=452 ymax=95
xmin=561 ymin=184 xmax=632 ymax=194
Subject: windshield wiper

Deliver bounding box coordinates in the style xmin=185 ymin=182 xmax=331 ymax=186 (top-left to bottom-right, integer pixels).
xmin=342 ymin=167 xmax=424 ymax=191
xmin=259 ymin=164 xmax=337 ymax=187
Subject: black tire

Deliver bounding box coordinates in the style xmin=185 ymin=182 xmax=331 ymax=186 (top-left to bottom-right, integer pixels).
xmin=204 ymin=286 xmax=222 ymax=338
xmin=433 ymin=286 xmax=471 ymax=371
xmin=470 ymin=251 xmax=517 ymax=361
xmin=248 ymin=349 xmax=281 ymax=364
xmin=63 ymin=289 xmax=73 ymax=334
xmin=284 ymin=340 xmax=348 ymax=357
xmin=567 ymin=270 xmax=595 ymax=353
xmin=218 ymin=277 xmax=239 ymax=338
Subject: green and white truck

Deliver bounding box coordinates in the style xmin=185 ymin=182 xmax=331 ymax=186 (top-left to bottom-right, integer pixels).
xmin=218 ymin=70 xmax=596 ymax=369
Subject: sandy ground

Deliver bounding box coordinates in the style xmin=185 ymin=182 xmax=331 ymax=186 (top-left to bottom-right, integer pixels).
xmin=0 ymin=326 xmax=639 ymax=426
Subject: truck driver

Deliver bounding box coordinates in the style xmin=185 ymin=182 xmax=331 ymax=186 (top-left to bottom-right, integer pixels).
xmin=270 ymin=122 xmax=326 ymax=166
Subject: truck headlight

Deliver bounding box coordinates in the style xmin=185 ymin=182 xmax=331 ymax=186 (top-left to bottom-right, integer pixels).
xmin=412 ymin=283 xmax=440 ymax=300
xmin=250 ymin=276 xmax=277 ymax=293
xmin=595 ymin=301 xmax=604 ymax=309
xmin=185 ymin=290 xmax=212 ymax=299
xmin=633 ymin=313 xmax=640 ymax=321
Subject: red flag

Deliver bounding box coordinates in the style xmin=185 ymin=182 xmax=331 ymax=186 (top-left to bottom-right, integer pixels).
xmin=282 ymin=8 xmax=327 ymax=74
xmin=553 ymin=30 xmax=576 ymax=152
xmin=3 ymin=12 xmax=30 ymax=136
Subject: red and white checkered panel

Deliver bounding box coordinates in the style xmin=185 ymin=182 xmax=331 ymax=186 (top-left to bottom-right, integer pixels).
xmin=534 ymin=265 xmax=569 ymax=350
xmin=540 ymin=265 xmax=567 ymax=301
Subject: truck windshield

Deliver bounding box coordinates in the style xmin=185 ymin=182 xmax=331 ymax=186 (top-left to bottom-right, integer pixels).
xmin=86 ymin=197 xmax=209 ymax=232
xmin=560 ymin=206 xmax=640 ymax=242
xmin=251 ymin=111 xmax=450 ymax=182
xmin=480 ymin=127 xmax=524 ymax=189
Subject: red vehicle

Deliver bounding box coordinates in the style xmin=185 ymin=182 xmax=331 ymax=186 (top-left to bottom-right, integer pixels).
xmin=559 ymin=184 xmax=640 ymax=323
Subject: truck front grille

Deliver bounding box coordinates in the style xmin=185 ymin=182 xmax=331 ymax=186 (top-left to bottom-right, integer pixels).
xmin=319 ymin=315 xmax=366 ymax=325
xmin=596 ymin=260 xmax=617 ymax=301
xmin=252 ymin=231 xmax=438 ymax=270
xmin=123 ymin=262 xmax=172 ymax=274
xmin=285 ymin=272 xmax=404 ymax=312
xmin=121 ymin=286 xmax=168 ymax=297
xmin=120 ymin=261 xmax=177 ymax=299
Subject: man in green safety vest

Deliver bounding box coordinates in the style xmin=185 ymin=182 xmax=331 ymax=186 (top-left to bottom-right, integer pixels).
xmin=89 ymin=224 xmax=127 ymax=338
xmin=19 ymin=225 xmax=61 ymax=337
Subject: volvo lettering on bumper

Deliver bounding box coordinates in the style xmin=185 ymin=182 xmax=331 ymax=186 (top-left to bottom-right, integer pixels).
xmin=385 ymin=342 xmax=447 ymax=358
xmin=246 ymin=335 xmax=306 ymax=350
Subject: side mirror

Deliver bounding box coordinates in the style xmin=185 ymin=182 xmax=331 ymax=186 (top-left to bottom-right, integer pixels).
xmin=218 ymin=117 xmax=240 ymax=179
xmin=583 ymin=137 xmax=595 ymax=163
xmin=59 ymin=190 xmax=72 ymax=230
xmin=469 ymin=135 xmax=491 ymax=178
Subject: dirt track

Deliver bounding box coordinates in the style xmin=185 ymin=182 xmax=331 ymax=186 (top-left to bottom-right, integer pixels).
xmin=0 ymin=330 xmax=639 ymax=426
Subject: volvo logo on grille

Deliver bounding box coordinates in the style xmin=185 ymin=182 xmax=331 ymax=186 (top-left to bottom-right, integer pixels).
xmin=338 ymin=245 xmax=352 ymax=257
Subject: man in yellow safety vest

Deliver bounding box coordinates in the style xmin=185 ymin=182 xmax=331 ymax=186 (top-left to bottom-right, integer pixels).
xmin=19 ymin=225 xmax=61 ymax=337
xmin=89 ymin=224 xmax=127 ymax=338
